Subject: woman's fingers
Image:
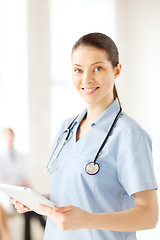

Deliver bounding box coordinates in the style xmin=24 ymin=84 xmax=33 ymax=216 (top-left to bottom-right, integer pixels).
xmin=39 ymin=204 xmax=86 ymax=231
xmin=11 ymin=198 xmax=31 ymax=213
xmin=39 ymin=204 xmax=57 ymax=216
xmin=56 ymin=205 xmax=73 ymax=213
xmin=16 ymin=203 xmax=30 ymax=213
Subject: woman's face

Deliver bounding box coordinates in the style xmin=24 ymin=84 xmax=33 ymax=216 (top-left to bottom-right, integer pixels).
xmin=72 ymin=46 xmax=121 ymax=107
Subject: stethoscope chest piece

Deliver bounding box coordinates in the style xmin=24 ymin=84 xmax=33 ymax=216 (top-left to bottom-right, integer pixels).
xmin=85 ymin=162 xmax=100 ymax=175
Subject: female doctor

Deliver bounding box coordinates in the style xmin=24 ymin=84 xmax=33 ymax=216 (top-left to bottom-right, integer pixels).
xmin=12 ymin=33 xmax=159 ymax=240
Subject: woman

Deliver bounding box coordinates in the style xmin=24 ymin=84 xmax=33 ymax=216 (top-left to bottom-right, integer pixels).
xmin=12 ymin=33 xmax=158 ymax=240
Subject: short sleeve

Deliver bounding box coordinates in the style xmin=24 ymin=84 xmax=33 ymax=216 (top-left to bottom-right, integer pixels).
xmin=117 ymin=128 xmax=158 ymax=196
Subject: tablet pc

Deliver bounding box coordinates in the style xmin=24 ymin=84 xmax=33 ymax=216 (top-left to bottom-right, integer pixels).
xmin=0 ymin=184 xmax=54 ymax=216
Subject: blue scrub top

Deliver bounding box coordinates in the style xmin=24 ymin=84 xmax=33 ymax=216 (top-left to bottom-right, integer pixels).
xmin=44 ymin=98 xmax=157 ymax=240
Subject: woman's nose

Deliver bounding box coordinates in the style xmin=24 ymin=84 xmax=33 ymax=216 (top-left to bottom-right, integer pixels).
xmin=82 ymin=71 xmax=93 ymax=84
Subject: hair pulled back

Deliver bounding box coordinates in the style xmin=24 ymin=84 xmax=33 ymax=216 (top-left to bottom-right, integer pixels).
xmin=72 ymin=32 xmax=121 ymax=105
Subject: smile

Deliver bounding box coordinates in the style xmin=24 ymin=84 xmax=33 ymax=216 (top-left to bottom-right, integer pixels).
xmin=82 ymin=87 xmax=99 ymax=95
xmin=83 ymin=88 xmax=97 ymax=92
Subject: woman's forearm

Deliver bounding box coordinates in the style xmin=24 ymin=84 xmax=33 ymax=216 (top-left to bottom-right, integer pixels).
xmin=39 ymin=190 xmax=158 ymax=232
xmin=85 ymin=205 xmax=158 ymax=232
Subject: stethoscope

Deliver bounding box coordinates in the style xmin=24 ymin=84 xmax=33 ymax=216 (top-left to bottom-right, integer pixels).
xmin=46 ymin=107 xmax=122 ymax=175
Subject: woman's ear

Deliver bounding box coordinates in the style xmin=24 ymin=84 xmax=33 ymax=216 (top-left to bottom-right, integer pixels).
xmin=115 ymin=63 xmax=122 ymax=78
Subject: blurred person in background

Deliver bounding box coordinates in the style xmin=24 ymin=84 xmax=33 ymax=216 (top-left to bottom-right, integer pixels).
xmin=0 ymin=128 xmax=46 ymax=240
xmin=0 ymin=128 xmax=28 ymax=186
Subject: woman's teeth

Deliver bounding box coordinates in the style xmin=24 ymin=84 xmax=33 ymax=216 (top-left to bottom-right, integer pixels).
xmin=83 ymin=88 xmax=97 ymax=92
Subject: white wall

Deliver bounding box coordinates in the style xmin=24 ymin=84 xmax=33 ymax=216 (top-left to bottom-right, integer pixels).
xmin=27 ymin=0 xmax=51 ymax=192
xmin=0 ymin=0 xmax=29 ymax=153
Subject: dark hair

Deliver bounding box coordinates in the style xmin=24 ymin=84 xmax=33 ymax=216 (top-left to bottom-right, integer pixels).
xmin=72 ymin=32 xmax=121 ymax=105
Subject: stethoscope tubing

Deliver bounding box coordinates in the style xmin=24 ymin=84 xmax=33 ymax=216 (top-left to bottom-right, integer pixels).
xmin=93 ymin=107 xmax=122 ymax=164
xmin=46 ymin=117 xmax=77 ymax=171
xmin=46 ymin=108 xmax=122 ymax=173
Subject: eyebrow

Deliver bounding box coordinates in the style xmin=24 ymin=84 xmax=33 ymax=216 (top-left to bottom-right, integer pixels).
xmin=73 ymin=61 xmax=106 ymax=67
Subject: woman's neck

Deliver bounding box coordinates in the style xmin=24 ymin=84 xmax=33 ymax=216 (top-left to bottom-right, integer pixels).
xmin=77 ymin=97 xmax=115 ymax=141
xmin=86 ymin=98 xmax=114 ymax=124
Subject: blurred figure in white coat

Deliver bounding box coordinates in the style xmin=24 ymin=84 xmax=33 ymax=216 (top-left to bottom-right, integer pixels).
xmin=0 ymin=128 xmax=46 ymax=240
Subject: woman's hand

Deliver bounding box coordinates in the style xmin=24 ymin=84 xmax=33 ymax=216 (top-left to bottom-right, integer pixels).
xmin=39 ymin=204 xmax=90 ymax=231
xmin=11 ymin=198 xmax=31 ymax=213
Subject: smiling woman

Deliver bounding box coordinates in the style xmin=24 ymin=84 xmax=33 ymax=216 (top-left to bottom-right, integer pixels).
xmin=72 ymin=46 xmax=121 ymax=108
xmin=12 ymin=32 xmax=158 ymax=240
xmin=72 ymin=33 xmax=121 ymax=113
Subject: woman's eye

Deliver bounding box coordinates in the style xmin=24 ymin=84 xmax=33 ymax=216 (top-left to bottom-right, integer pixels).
xmin=74 ymin=69 xmax=82 ymax=73
xmin=94 ymin=67 xmax=102 ymax=72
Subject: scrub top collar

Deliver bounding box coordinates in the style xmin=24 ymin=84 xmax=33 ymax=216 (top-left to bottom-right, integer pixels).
xmin=73 ymin=98 xmax=121 ymax=133
xmin=93 ymin=98 xmax=121 ymax=133
xmin=74 ymin=108 xmax=87 ymax=126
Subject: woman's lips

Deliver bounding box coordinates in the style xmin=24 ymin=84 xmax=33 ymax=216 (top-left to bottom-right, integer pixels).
xmin=82 ymin=87 xmax=99 ymax=95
